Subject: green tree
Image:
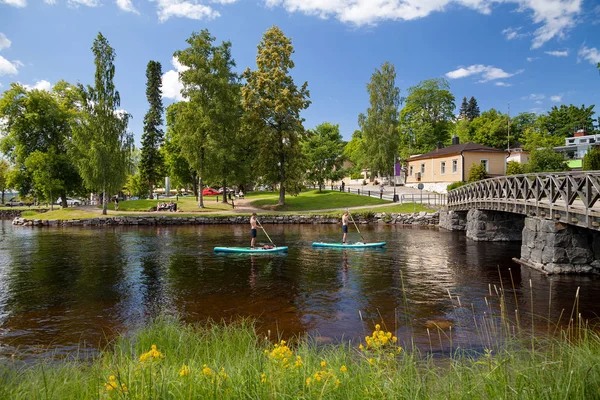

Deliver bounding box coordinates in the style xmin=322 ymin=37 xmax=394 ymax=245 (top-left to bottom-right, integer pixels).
xmin=399 ymin=78 xmax=455 ymax=154
xmin=510 ymin=112 xmax=537 ymax=142
xmin=466 ymin=96 xmax=480 ymax=120
xmin=583 ymin=147 xmax=600 ymax=170
xmin=242 ymin=26 xmax=311 ymax=206
xmin=358 ymin=62 xmax=400 ymax=178
xmin=163 ymin=103 xmax=197 ymax=197
xmin=469 ymin=109 xmax=510 ymax=149
xmin=451 ymin=118 xmax=472 ymax=145
xmin=525 ymin=148 xmax=568 ymax=173
xmin=0 ymin=82 xmax=81 ymax=207
xmin=538 ymin=104 xmax=596 ymax=138
xmin=506 ymin=161 xmax=525 ymax=175
xmin=468 ymin=162 xmax=488 ymax=182
xmin=124 ymin=172 xmax=150 ymax=198
xmin=521 ymin=126 xmax=564 ymax=152
xmin=344 ymin=130 xmax=365 ymax=172
xmin=302 ymin=122 xmax=345 ymax=191
xmin=71 ymin=32 xmax=134 ymax=215
xmin=458 ymin=97 xmax=469 ymax=119
xmin=0 ymin=159 xmax=11 ymax=204
xmin=139 ymin=60 xmax=165 ymax=199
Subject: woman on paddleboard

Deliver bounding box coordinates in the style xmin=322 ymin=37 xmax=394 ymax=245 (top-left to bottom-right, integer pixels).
xmin=342 ymin=211 xmax=349 ymax=244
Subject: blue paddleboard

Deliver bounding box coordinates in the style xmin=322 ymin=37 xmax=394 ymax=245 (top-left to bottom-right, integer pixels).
xmin=312 ymin=242 xmax=386 ymax=249
xmin=214 ymin=246 xmax=288 ymax=254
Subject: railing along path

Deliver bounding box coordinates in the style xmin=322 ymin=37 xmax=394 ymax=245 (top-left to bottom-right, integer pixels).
xmin=447 ymin=171 xmax=600 ymax=229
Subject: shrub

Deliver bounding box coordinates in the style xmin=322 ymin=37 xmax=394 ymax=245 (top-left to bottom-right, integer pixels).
xmin=350 ymin=173 xmax=363 ymax=179
xmin=506 ymin=161 xmax=525 ymax=175
xmin=467 ymin=163 xmax=488 ymax=182
xmin=583 ymin=146 xmax=600 ymax=171
xmin=525 ymin=148 xmax=569 ymax=173
xmin=362 ymin=180 xmax=367 ymax=186
xmin=446 ymin=181 xmax=467 ymax=191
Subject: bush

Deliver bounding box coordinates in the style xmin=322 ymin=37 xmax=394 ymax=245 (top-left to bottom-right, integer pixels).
xmin=526 ymin=148 xmax=569 ymax=173
xmin=583 ymin=147 xmax=600 ymax=171
xmin=350 ymin=173 xmax=363 ymax=180
xmin=468 ymin=163 xmax=488 ymax=182
xmin=446 ymin=181 xmax=467 ymax=191
xmin=506 ymin=161 xmax=525 ymax=175
xmin=362 ymin=180 xmax=367 ymax=186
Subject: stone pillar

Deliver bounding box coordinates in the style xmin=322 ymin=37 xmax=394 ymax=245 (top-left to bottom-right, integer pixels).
xmin=465 ymin=209 xmax=524 ymax=242
xmin=439 ymin=209 xmax=467 ymax=231
xmin=520 ymin=217 xmax=600 ymax=274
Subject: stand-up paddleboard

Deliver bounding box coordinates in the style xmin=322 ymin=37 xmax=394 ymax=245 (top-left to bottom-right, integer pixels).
xmin=312 ymin=242 xmax=386 ymax=249
xmin=214 ymin=246 xmax=288 ymax=254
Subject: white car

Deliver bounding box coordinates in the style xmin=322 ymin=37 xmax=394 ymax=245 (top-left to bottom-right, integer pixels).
xmin=56 ymin=197 xmax=82 ymax=206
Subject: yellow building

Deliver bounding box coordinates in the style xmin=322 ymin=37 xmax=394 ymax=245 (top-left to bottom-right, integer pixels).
xmin=406 ymin=140 xmax=507 ymax=193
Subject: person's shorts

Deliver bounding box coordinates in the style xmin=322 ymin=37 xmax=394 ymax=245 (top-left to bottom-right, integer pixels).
xmin=342 ymin=225 xmax=348 ymax=233
xmin=251 ymin=228 xmax=257 ymax=238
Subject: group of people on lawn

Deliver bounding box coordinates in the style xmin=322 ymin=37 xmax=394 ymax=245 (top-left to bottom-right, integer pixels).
xmin=156 ymin=201 xmax=177 ymax=212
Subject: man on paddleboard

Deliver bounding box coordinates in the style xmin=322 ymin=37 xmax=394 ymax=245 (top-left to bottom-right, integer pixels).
xmin=342 ymin=211 xmax=349 ymax=244
xmin=250 ymin=212 xmax=258 ymax=248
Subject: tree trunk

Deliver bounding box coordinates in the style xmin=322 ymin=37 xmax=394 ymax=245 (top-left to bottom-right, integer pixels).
xmin=1 ymin=189 xmax=4 ymax=204
xmin=198 ymin=176 xmax=204 ymax=208
xmin=278 ymin=151 xmax=285 ymax=206
xmin=192 ymin=174 xmax=198 ymax=202
xmin=149 ymin=181 xmax=153 ymax=200
xmin=222 ymin=179 xmax=228 ymax=203
xmin=102 ymin=183 xmax=107 ymax=215
xmin=61 ymin=191 xmax=67 ymax=208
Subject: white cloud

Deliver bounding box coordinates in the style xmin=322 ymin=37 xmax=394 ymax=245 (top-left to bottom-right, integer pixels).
xmin=445 ymin=64 xmax=523 ymax=83
xmin=0 ymin=0 xmax=26 ymax=7
xmin=44 ymin=0 xmax=56 ymax=4
xmin=526 ymin=57 xmax=539 ymax=62
xmin=23 ymin=80 xmax=52 ymax=91
xmin=0 ymin=33 xmax=11 ymax=51
xmin=68 ymin=0 xmax=100 ymax=6
xmin=545 ymin=50 xmax=568 ymax=57
xmin=161 ymin=56 xmax=189 ymax=101
xmin=578 ymin=45 xmax=600 ymax=65
xmin=156 ymin=0 xmax=221 ymax=22
xmin=521 ymin=93 xmax=545 ymax=101
xmin=0 ymin=56 xmax=20 ymax=76
xmin=265 ymin=0 xmax=582 ymax=49
xmin=495 ymin=82 xmax=512 ymax=87
xmin=550 ymin=95 xmax=562 ymax=102
xmin=116 ymin=0 xmax=139 ymax=13
xmin=502 ymin=26 xmax=528 ymax=40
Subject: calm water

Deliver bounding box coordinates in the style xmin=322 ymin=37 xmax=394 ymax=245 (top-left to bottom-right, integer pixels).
xmin=1 ymin=220 xmax=600 ymax=360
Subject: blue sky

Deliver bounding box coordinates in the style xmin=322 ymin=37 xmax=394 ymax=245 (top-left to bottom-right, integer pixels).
xmin=1 ymin=0 xmax=600 ymax=145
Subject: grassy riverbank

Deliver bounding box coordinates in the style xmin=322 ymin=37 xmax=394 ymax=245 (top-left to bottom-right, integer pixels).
xmin=251 ymin=190 xmax=390 ymax=211
xmin=2 ymin=317 xmax=599 ymax=399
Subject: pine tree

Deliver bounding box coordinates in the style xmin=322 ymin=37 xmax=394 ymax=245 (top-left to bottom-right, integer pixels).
xmin=467 ymin=96 xmax=480 ymax=120
xmin=140 ymin=60 xmax=165 ymax=199
xmin=459 ymin=97 xmax=469 ymax=119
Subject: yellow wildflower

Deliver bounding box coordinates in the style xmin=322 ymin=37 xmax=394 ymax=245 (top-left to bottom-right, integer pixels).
xmin=179 ymin=365 xmax=190 ymax=377
xmin=396 ymin=346 xmax=403 ymax=354
xmin=320 ymin=360 xmax=327 ymax=368
xmin=260 ymin=373 xmax=267 ymax=383
xmin=335 ymin=379 xmax=341 ymax=387
xmin=202 ymin=364 xmax=213 ymax=376
xmin=368 ymin=358 xmax=375 ymax=365
xmin=375 ymin=324 xmax=381 ymax=330
xmin=359 ymin=344 xmax=364 ymax=351
xmin=219 ymin=368 xmax=228 ymax=380
xmin=139 ymin=344 xmax=164 ymax=362
xmin=305 ymin=377 xmax=312 ymax=387
xmin=340 ymin=365 xmax=348 ymax=373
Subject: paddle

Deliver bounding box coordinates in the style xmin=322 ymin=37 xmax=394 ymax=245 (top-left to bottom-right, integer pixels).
xmin=256 ymin=219 xmax=276 ymax=248
xmin=347 ymin=209 xmax=367 ymax=244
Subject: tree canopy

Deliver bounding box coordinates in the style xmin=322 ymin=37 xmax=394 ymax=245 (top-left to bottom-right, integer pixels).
xmin=302 ymin=122 xmax=345 ymax=191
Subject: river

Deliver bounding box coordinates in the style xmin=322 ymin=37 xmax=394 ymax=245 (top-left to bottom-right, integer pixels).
xmin=1 ymin=220 xmax=600 ymax=360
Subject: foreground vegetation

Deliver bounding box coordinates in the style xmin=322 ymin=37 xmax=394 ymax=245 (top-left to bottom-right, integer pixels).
xmin=251 ymin=190 xmax=390 ymax=211
xmin=2 ymin=317 xmax=599 ymax=399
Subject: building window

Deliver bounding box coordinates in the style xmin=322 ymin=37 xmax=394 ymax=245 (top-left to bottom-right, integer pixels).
xmin=421 ymin=163 xmax=425 ymax=174
xmin=568 ymin=139 xmax=575 ymax=144
xmin=441 ymin=161 xmax=446 ymax=175
xmin=409 ymin=166 xmax=413 ymax=176
xmin=480 ymin=159 xmax=489 ymax=172
xmin=581 ymin=139 xmax=588 ymax=143
xmin=590 ymin=139 xmax=596 ymax=144
xmin=452 ymin=159 xmax=458 ymax=173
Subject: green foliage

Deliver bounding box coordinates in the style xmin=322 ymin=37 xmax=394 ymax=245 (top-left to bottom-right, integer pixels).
xmin=467 ymin=162 xmax=488 ymax=182
xmin=0 ymin=159 xmax=9 ymax=203
xmin=469 ymin=109 xmax=509 ymax=149
xmin=525 ymin=148 xmax=568 ymax=173
xmin=511 ymin=112 xmax=537 ymax=141
xmin=343 ymin=130 xmax=365 ymax=168
xmin=521 ymin=126 xmax=564 ymax=152
xmin=466 ymin=96 xmax=480 ymax=120
xmin=302 ymin=122 xmax=345 ymax=191
xmin=139 ymin=60 xmax=165 ymax=199
xmin=242 ymin=26 xmax=310 ymax=206
xmin=458 ymin=96 xmax=468 ymax=119
xmin=399 ymin=78 xmax=455 ymax=155
xmin=359 ymin=62 xmax=401 ymax=175
xmin=583 ymin=147 xmax=600 ymax=170
xmin=538 ymin=104 xmax=597 ymax=138
xmin=446 ymin=181 xmax=467 ymax=191
xmin=506 ymin=161 xmax=525 ymax=175
xmin=124 ymin=173 xmax=150 ymax=198
xmin=70 ymin=32 xmax=133 ymax=215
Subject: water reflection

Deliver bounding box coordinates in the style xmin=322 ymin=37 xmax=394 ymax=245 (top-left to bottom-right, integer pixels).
xmin=1 ymin=221 xmax=600 ymax=360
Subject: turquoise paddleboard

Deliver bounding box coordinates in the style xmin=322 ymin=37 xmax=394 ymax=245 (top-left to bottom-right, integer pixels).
xmin=214 ymin=246 xmax=288 ymax=254
xmin=312 ymin=242 xmax=386 ymax=249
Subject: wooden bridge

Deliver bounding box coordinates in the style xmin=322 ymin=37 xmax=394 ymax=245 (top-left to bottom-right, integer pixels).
xmin=447 ymin=171 xmax=600 ymax=231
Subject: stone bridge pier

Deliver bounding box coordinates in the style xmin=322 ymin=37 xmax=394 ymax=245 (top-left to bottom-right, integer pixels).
xmin=440 ymin=209 xmax=524 ymax=241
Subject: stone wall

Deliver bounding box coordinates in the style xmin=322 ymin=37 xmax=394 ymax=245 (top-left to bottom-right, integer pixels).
xmin=439 ymin=209 xmax=467 ymax=231
xmin=520 ymin=217 xmax=600 ymax=274
xmin=12 ymin=211 xmax=439 ymax=228
xmin=465 ymin=209 xmax=525 ymax=242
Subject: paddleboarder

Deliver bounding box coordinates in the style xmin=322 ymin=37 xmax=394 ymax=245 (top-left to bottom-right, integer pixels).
xmin=342 ymin=211 xmax=349 ymax=244
xmin=250 ymin=212 xmax=258 ymax=249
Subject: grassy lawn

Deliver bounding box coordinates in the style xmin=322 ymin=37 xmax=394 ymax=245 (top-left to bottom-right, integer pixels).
xmin=251 ymin=190 xmax=390 ymax=211
xmin=102 ymin=197 xmax=233 ymax=212
xmin=21 ymin=208 xmax=101 ymax=220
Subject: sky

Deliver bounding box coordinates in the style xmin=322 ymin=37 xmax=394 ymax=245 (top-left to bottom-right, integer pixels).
xmin=1 ymin=0 xmax=600 ymax=145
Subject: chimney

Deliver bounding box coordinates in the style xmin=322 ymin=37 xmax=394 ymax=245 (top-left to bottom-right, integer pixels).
xmin=437 ymin=142 xmax=443 ymax=149
xmin=574 ymin=129 xmax=587 ymax=137
xmin=452 ymin=136 xmax=460 ymax=145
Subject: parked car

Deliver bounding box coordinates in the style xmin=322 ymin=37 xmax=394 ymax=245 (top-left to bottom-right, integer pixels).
xmin=56 ymin=197 xmax=82 ymax=206
xmin=5 ymin=197 xmax=23 ymax=207
xmin=202 ymin=188 xmax=220 ymax=196
xmin=217 ymin=187 xmax=233 ymax=194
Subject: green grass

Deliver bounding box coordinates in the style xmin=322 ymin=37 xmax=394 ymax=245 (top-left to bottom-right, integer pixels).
xmin=251 ymin=190 xmax=390 ymax=211
xmin=19 ymin=208 xmax=102 ymax=220
xmin=102 ymin=197 xmax=234 ymax=212
xmin=2 ymin=316 xmax=600 ymax=399
xmin=317 ymin=203 xmax=436 ymax=216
